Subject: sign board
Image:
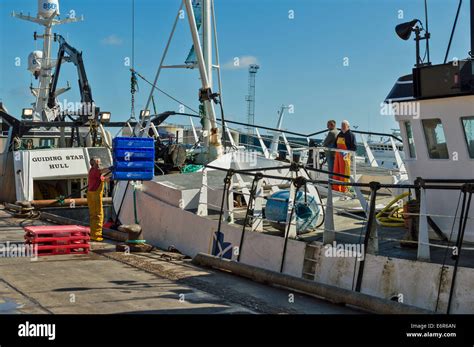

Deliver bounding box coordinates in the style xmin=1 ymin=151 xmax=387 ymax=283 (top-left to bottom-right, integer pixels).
xmin=13 ymin=147 xmax=111 ymax=201
xmin=28 ymin=148 xmax=88 ymax=179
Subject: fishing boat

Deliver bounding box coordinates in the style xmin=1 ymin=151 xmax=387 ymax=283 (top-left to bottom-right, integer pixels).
xmin=113 ymin=0 xmax=474 ymax=313
xmin=0 ymin=0 xmax=114 ymax=219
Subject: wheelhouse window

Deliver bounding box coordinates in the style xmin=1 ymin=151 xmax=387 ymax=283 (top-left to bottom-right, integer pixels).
xmin=404 ymin=121 xmax=416 ymax=158
xmin=422 ymin=119 xmax=448 ymax=159
xmin=462 ymin=116 xmax=474 ymax=159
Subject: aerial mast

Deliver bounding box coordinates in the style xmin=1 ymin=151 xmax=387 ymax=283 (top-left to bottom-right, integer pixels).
xmin=12 ymin=0 xmax=82 ymax=122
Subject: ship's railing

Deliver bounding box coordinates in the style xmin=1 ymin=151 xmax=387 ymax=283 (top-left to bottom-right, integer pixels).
xmin=197 ymin=162 xmax=473 ymax=313
xmin=306 ymin=146 xmax=358 ymax=181
xmin=160 ymin=111 xmax=402 ymax=150
xmin=205 ymin=114 xmax=404 ymax=143
xmin=222 ymin=117 xmax=408 ymax=172
xmin=208 ymin=123 xmax=361 ymax=188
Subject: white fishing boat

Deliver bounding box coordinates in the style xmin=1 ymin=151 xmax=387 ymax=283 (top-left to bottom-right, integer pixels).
xmin=113 ymin=0 xmax=474 ymax=314
xmin=0 ymin=1 xmax=115 ymax=212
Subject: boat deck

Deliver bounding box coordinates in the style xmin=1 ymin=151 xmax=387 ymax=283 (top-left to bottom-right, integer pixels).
xmin=151 ymin=168 xmax=474 ymax=270
xmin=203 ymin=194 xmax=474 ymax=269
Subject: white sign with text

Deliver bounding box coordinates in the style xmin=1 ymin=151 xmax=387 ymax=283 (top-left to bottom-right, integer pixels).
xmin=28 ymin=148 xmax=88 ymax=179
xmin=14 ymin=148 xmax=90 ymax=201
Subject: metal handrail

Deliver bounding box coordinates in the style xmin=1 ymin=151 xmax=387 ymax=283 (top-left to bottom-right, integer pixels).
xmin=203 ymin=162 xmax=473 ymax=311
xmin=166 ymin=112 xmax=404 ymax=143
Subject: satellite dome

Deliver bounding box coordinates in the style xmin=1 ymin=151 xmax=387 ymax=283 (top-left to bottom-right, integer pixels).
xmin=28 ymin=51 xmax=43 ymax=77
xmin=38 ymin=0 xmax=60 ymax=19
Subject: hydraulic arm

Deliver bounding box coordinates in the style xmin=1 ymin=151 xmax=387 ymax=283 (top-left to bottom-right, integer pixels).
xmin=47 ymin=34 xmax=93 ymax=114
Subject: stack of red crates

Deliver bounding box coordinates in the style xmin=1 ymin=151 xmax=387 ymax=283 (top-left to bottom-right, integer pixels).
xmin=24 ymin=225 xmax=90 ymax=256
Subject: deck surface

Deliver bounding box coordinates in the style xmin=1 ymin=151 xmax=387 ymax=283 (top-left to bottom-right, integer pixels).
xmin=204 ymin=193 xmax=474 ymax=269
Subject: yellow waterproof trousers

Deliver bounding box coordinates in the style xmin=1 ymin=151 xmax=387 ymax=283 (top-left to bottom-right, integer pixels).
xmin=87 ymin=181 xmax=104 ymax=241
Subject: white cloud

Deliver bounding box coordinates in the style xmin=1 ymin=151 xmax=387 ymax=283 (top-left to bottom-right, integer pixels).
xmin=222 ymin=55 xmax=259 ymax=70
xmin=101 ymin=35 xmax=123 ymax=46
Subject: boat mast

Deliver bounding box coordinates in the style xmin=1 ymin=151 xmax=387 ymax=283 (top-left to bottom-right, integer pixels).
xmin=12 ymin=1 xmax=82 ymax=122
xmin=184 ymin=0 xmax=223 ymax=163
xmin=203 ymin=0 xmax=212 ymax=92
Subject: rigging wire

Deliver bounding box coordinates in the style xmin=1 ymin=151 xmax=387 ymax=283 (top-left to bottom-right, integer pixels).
xmin=151 ymin=95 xmax=158 ymax=115
xmin=444 ymin=0 xmax=463 ymax=64
xmin=132 ymin=0 xmax=135 ymax=70
xmin=129 ymin=0 xmax=137 ymax=121
xmin=132 ymin=68 xmax=200 ymax=115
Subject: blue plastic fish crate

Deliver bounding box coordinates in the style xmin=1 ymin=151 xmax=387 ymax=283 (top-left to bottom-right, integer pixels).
xmin=113 ymin=137 xmax=154 ymax=149
xmin=113 ymin=148 xmax=154 ymax=161
xmin=114 ymin=161 xmax=155 ymax=170
xmin=112 ymin=170 xmax=154 ymax=181
xmin=112 ymin=137 xmax=155 ymax=181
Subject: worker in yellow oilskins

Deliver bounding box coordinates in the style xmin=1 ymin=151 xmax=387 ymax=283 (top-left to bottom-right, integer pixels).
xmin=87 ymin=157 xmax=110 ymax=242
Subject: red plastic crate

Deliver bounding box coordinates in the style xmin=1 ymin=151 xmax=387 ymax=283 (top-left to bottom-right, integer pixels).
xmin=35 ymin=243 xmax=90 ymax=256
xmin=25 ymin=235 xmax=90 ymax=244
xmin=24 ymin=225 xmax=90 ymax=237
xmin=23 ymin=225 xmax=90 ymax=256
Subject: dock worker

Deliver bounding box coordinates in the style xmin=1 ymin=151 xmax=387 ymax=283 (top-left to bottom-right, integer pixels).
xmin=332 ymin=120 xmax=357 ymax=192
xmin=87 ymin=157 xmax=110 ymax=242
xmin=321 ymin=120 xmax=339 ymax=176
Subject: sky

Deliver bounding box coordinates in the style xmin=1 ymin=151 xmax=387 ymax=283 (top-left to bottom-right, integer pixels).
xmin=0 ymin=0 xmax=471 ymax=137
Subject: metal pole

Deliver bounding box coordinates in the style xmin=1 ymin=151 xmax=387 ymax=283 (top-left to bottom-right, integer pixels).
xmin=203 ymin=0 xmax=212 ymax=87
xmin=323 ymin=182 xmax=335 ymax=244
xmin=447 ymin=185 xmax=472 ymax=313
xmin=211 ymin=0 xmax=228 ymax=148
xmin=417 ymin=186 xmax=431 ymax=261
xmin=355 ymin=181 xmax=380 ymax=292
xmin=211 ymin=0 xmax=223 ymax=109
xmin=2 ymin=127 xmax=13 ymax=177
xmin=415 ymin=29 xmax=421 ymax=68
xmin=424 ymin=0 xmax=430 ymax=64
xmin=184 ymin=0 xmax=216 ymax=128
xmin=136 ymin=1 xmax=183 ymax=137
xmin=280 ymin=179 xmax=300 ymax=273
xmin=38 ymin=24 xmax=53 ymax=121
xmin=237 ymin=173 xmax=262 ymax=262
xmin=184 ymin=0 xmax=222 ymax=161
xmin=114 ymin=182 xmax=130 ymax=225
xmin=213 ymin=172 xmax=232 ymax=257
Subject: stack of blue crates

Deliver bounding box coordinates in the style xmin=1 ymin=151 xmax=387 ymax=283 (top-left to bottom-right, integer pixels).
xmin=112 ymin=137 xmax=155 ymax=181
